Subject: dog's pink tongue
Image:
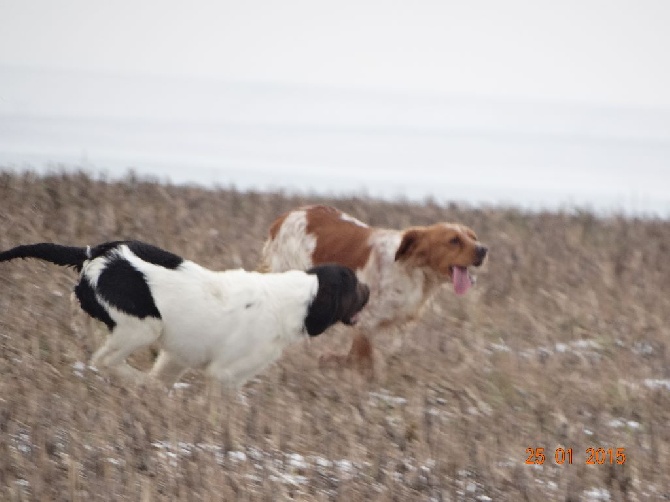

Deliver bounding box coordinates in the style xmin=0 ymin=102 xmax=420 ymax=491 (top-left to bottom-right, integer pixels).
xmin=453 ymin=266 xmax=472 ymax=295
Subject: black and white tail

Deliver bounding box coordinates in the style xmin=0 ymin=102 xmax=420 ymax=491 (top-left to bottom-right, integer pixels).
xmin=0 ymin=243 xmax=88 ymax=271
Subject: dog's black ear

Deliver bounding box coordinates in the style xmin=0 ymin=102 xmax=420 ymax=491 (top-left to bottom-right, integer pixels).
xmin=304 ymin=266 xmax=341 ymax=337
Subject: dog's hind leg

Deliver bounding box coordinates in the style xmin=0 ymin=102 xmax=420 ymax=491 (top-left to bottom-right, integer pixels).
xmin=70 ymin=292 xmax=109 ymax=356
xmin=149 ymin=350 xmax=188 ymax=389
xmin=319 ymin=330 xmax=375 ymax=379
xmin=90 ymin=317 xmax=163 ymax=383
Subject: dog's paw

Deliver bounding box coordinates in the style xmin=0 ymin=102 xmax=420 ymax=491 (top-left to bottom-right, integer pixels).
xmin=318 ymin=352 xmax=375 ymax=380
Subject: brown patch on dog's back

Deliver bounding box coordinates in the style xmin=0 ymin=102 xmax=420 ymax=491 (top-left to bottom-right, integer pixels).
xmin=306 ymin=206 xmax=373 ymax=272
xmin=268 ymin=212 xmax=290 ymax=240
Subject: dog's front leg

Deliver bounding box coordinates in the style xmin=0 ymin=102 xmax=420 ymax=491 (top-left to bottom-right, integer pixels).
xmin=149 ymin=350 xmax=188 ymax=389
xmin=319 ymin=329 xmax=374 ymax=378
xmin=89 ymin=319 xmax=161 ymax=384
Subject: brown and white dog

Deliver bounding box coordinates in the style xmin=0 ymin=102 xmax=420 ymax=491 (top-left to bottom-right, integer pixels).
xmin=260 ymin=205 xmax=488 ymax=372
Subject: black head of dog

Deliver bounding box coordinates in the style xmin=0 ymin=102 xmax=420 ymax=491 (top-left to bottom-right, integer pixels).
xmin=304 ymin=264 xmax=370 ymax=337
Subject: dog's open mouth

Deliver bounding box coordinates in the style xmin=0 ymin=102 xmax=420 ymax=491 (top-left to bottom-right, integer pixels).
xmin=451 ymin=266 xmax=476 ymax=296
xmin=344 ymin=311 xmax=362 ymax=326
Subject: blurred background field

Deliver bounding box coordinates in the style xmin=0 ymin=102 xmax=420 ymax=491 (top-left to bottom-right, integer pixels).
xmin=0 ymin=171 xmax=668 ymax=500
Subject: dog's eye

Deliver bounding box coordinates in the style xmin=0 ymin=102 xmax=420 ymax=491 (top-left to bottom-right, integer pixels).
xmin=449 ymin=237 xmax=461 ymax=246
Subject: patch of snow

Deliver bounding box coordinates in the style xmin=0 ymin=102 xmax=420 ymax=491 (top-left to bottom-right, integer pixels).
xmin=488 ymin=342 xmax=512 ymax=353
xmin=608 ymin=418 xmax=641 ymax=429
xmin=269 ymin=473 xmax=308 ymax=486
xmin=12 ymin=432 xmax=33 ymax=454
xmin=287 ymin=453 xmax=308 ymax=470
xmin=369 ymin=390 xmax=407 ymax=407
xmin=336 ymin=459 xmax=354 ymax=474
xmin=228 ymin=450 xmax=247 ymax=462
xmin=518 ymin=339 xmax=601 ymax=360
xmin=148 ymin=440 xmax=440 ymax=489
xmin=644 ymin=379 xmax=670 ymax=391
xmin=571 ymin=340 xmax=600 ymax=350
xmin=313 ymin=456 xmax=333 ymax=469
xmin=632 ymin=341 xmax=654 ymax=356
xmin=583 ymin=488 xmax=611 ymax=501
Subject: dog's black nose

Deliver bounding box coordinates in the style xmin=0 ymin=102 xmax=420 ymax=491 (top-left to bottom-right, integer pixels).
xmin=474 ymin=245 xmax=488 ymax=266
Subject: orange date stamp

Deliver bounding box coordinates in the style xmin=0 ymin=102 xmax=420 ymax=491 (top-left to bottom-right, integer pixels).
xmin=526 ymin=447 xmax=626 ymax=465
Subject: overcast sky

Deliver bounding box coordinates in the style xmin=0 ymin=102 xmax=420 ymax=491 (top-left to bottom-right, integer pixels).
xmin=1 ymin=1 xmax=669 ymax=216
xmin=2 ymin=0 xmax=670 ymax=107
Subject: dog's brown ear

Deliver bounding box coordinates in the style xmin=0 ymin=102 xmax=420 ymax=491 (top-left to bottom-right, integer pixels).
xmin=395 ymin=229 xmax=423 ymax=262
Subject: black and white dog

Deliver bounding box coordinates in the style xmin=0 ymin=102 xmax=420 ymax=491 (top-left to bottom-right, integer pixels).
xmin=0 ymin=241 xmax=369 ymax=388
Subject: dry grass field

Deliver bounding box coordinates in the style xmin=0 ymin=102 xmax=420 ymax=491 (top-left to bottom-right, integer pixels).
xmin=0 ymin=170 xmax=668 ymax=501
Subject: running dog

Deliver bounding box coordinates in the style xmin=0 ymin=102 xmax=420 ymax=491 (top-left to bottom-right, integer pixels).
xmin=0 ymin=240 xmax=369 ymax=388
